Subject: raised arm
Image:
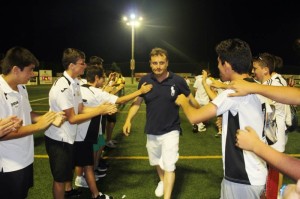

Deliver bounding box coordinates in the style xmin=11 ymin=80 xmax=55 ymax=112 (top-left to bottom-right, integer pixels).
xmin=116 ymin=82 xmax=152 ymax=104
xmin=175 ymin=94 xmax=217 ymax=125
xmin=228 ymin=79 xmax=300 ymax=105
xmin=67 ymin=103 xmax=117 ymax=124
xmin=0 ymin=111 xmax=57 ymax=141
xmin=236 ymin=126 xmax=300 ymax=181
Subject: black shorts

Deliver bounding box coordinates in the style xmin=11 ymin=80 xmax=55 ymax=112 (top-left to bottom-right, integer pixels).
xmin=0 ymin=164 xmax=33 ymax=199
xmin=106 ymin=113 xmax=117 ymax=123
xmin=101 ymin=115 xmax=107 ymax=134
xmin=45 ymin=136 xmax=74 ymax=182
xmin=74 ymin=141 xmax=94 ymax=166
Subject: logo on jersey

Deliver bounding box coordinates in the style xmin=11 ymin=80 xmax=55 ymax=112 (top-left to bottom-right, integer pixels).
xmin=171 ymin=85 xmax=175 ymax=96
xmin=61 ymin=88 xmax=68 ymax=92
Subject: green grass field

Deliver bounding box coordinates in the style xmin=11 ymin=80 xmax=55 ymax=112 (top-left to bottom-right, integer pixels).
xmin=26 ymin=81 xmax=300 ymax=199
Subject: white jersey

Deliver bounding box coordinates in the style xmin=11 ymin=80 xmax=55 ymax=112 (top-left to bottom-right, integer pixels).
xmin=0 ymin=76 xmax=33 ymax=172
xmin=212 ymin=89 xmax=268 ymax=186
xmin=76 ymin=85 xmax=118 ymax=142
xmin=45 ymin=71 xmax=82 ymax=144
xmin=271 ymin=73 xmax=287 ymax=86
xmin=263 ymin=78 xmax=287 ymax=152
xmin=193 ymin=75 xmax=210 ymax=105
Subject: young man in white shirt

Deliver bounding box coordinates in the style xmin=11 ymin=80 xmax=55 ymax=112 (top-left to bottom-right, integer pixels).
xmin=176 ymin=39 xmax=268 ymax=199
xmin=74 ymin=65 xmax=152 ymax=199
xmin=0 ymin=46 xmax=60 ymax=199
xmin=45 ymin=48 xmax=117 ymax=199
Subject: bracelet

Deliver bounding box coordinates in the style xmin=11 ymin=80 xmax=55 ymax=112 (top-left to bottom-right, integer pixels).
xmin=279 ymin=184 xmax=287 ymax=199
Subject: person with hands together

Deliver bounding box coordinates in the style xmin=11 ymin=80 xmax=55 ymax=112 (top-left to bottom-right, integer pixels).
xmin=0 ymin=47 xmax=63 ymax=199
xmin=0 ymin=116 xmax=22 ymax=137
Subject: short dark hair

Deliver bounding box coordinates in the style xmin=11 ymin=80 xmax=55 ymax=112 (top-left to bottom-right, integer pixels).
xmin=253 ymin=52 xmax=275 ymax=74
xmin=1 ymin=46 xmax=39 ymax=75
xmin=215 ymin=38 xmax=252 ymax=74
xmin=85 ymin=65 xmax=104 ymax=83
xmin=62 ymin=48 xmax=85 ymax=70
xmin=89 ymin=56 xmax=104 ymax=65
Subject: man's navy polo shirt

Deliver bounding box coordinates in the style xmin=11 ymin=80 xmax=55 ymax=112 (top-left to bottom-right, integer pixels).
xmin=138 ymin=71 xmax=191 ymax=135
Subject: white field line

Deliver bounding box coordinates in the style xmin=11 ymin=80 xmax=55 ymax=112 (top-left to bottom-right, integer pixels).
xmin=30 ymin=97 xmax=48 ymax=103
xmin=34 ymin=154 xmax=300 ymax=159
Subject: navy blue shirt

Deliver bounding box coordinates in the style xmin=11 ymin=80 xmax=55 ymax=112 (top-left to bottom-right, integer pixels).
xmin=138 ymin=71 xmax=190 ymax=135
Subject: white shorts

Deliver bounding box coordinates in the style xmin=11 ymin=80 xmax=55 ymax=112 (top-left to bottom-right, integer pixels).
xmin=146 ymin=130 xmax=179 ymax=172
xmin=220 ymin=178 xmax=265 ymax=199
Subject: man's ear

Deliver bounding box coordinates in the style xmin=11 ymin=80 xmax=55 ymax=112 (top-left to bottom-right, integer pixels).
xmin=224 ymin=61 xmax=232 ymax=72
xmin=11 ymin=66 xmax=20 ymax=74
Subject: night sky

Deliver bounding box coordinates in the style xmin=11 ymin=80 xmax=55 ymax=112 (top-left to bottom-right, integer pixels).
xmin=1 ymin=0 xmax=299 ymax=74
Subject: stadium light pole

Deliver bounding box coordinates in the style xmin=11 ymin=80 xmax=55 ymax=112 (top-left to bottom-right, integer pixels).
xmin=123 ymin=14 xmax=143 ymax=84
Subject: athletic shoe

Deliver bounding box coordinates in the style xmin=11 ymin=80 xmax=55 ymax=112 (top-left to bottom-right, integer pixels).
xmin=65 ymin=188 xmax=82 ymax=198
xmin=198 ymin=126 xmax=206 ymax=132
xmin=111 ymin=139 xmax=118 ymax=144
xmin=215 ymin=132 xmax=222 ymax=138
xmin=92 ymin=192 xmax=113 ymax=199
xmin=192 ymin=124 xmax=198 ymax=133
xmin=94 ymin=170 xmax=106 ymax=178
xmin=97 ymin=164 xmax=108 ymax=172
xmin=98 ymin=159 xmax=109 ymax=171
xmin=106 ymin=140 xmax=117 ymax=148
xmin=155 ymin=181 xmax=164 ymax=197
xmin=75 ymin=176 xmax=88 ymax=188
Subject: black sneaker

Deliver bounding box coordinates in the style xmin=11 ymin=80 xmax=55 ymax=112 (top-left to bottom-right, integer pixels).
xmin=192 ymin=124 xmax=198 ymax=133
xmin=65 ymin=188 xmax=82 ymax=198
xmin=94 ymin=170 xmax=106 ymax=178
xmin=97 ymin=162 xmax=108 ymax=172
xmin=98 ymin=159 xmax=109 ymax=168
xmin=92 ymin=192 xmax=113 ymax=199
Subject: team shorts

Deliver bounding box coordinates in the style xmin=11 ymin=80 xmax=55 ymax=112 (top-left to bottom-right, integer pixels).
xmin=93 ymin=134 xmax=106 ymax=152
xmin=106 ymin=113 xmax=116 ymax=123
xmin=101 ymin=115 xmax=107 ymax=134
xmin=74 ymin=141 xmax=94 ymax=166
xmin=220 ymin=178 xmax=265 ymax=199
xmin=146 ymin=130 xmax=179 ymax=172
xmin=0 ymin=163 xmax=33 ymax=199
xmin=45 ymin=136 xmax=74 ymax=182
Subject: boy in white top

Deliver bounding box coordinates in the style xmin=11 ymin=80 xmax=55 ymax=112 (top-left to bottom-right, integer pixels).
xmin=0 ymin=47 xmax=60 ymax=199
xmin=44 ymin=48 xmax=117 ymax=199
xmin=193 ymin=69 xmax=211 ymax=132
xmin=252 ymin=53 xmax=287 ymax=198
xmin=74 ymin=65 xmax=152 ymax=199
xmin=176 ymin=39 xmax=268 ymax=199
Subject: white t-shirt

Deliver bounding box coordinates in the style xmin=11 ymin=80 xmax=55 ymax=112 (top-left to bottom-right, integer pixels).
xmin=263 ymin=78 xmax=287 ymax=152
xmin=0 ymin=75 xmax=33 ymax=172
xmin=76 ymin=85 xmax=118 ymax=141
xmin=193 ymin=75 xmax=210 ymax=105
xmin=212 ymin=89 xmax=268 ymax=186
xmin=45 ymin=71 xmax=82 ymax=144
